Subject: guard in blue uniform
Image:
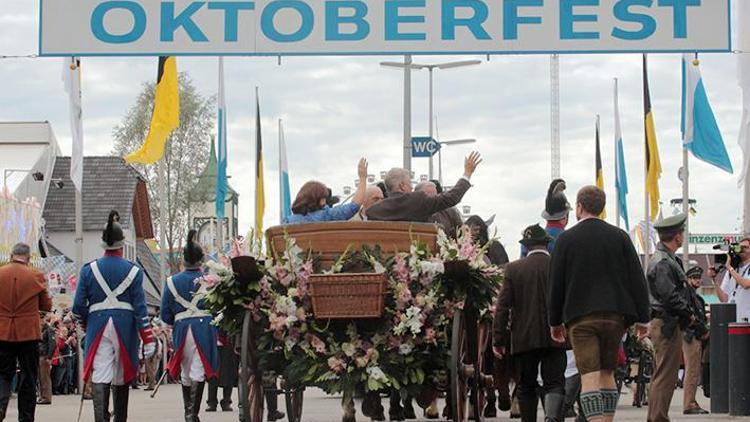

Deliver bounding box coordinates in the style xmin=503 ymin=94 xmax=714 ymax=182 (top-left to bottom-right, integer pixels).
xmin=73 ymin=211 xmax=156 ymax=422
xmin=161 ymin=230 xmax=218 ymax=422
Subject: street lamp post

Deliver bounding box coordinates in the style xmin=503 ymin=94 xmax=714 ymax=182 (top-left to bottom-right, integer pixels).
xmin=438 ymin=139 xmax=477 ymax=185
xmin=380 ymin=59 xmax=481 ymax=178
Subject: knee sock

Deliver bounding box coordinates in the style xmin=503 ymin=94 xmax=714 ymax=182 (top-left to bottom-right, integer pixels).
xmin=579 ymin=391 xmax=603 ymax=420
xmin=601 ymin=389 xmax=619 ymax=417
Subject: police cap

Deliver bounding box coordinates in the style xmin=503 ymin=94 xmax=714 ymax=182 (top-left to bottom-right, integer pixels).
xmin=653 ymin=213 xmax=687 ymax=233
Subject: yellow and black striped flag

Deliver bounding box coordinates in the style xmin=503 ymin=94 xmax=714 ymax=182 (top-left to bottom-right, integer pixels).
xmin=643 ymin=54 xmax=662 ymax=221
xmin=595 ymin=115 xmax=606 ymax=219
xmin=126 ymin=57 xmax=180 ymax=164
xmin=254 ymin=87 xmax=265 ymax=242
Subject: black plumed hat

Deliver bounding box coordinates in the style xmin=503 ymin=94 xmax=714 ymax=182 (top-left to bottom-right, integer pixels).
xmin=183 ymin=229 xmax=204 ymax=267
xmin=101 ymin=210 xmax=125 ymax=250
xmin=542 ymin=179 xmax=571 ymax=221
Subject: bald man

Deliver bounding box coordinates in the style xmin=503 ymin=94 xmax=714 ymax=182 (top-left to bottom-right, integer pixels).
xmin=416 ymin=182 xmax=464 ymax=239
xmin=350 ymin=185 xmax=385 ymax=221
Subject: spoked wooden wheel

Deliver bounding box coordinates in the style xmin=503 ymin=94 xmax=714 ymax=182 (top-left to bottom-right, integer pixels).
xmin=450 ymin=309 xmax=468 ymax=422
xmin=283 ymin=385 xmax=305 ymax=422
xmin=450 ymin=309 xmax=491 ymax=422
xmin=240 ymin=311 xmax=264 ymax=422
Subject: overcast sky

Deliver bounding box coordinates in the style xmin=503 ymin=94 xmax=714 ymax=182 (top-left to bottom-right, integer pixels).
xmin=1 ymin=1 xmax=747 ymax=258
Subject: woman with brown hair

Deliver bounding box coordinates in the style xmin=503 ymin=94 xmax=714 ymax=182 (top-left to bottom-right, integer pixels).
xmin=284 ymin=158 xmax=368 ymax=224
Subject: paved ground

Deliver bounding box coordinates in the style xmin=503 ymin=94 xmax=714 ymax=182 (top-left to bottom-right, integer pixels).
xmin=7 ymin=384 xmax=749 ymax=421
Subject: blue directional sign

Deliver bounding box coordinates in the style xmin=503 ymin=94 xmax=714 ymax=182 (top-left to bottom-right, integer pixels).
xmin=411 ymin=137 xmax=441 ymax=158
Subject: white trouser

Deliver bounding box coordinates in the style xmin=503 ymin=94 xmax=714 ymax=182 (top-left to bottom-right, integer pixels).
xmin=92 ymin=318 xmax=126 ymax=385
xmin=180 ymin=326 xmax=206 ymax=386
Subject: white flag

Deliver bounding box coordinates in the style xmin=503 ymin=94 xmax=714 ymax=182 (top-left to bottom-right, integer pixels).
xmin=737 ymin=1 xmax=750 ymax=187
xmin=62 ymin=57 xmax=83 ymax=192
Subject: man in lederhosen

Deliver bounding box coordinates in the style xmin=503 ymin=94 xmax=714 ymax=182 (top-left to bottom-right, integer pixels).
xmin=73 ymin=211 xmax=156 ymax=422
xmin=161 ymin=230 xmax=219 ymax=422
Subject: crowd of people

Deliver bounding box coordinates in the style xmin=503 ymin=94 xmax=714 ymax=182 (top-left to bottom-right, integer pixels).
xmin=0 ymin=151 xmax=739 ymax=422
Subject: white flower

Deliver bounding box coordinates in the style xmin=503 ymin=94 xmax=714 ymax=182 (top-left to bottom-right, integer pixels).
xmin=419 ymin=260 xmax=444 ymax=277
xmin=366 ymin=366 xmax=388 ymax=383
xmin=341 ymin=342 xmax=356 ymax=357
xmin=398 ymin=342 xmax=414 ymax=355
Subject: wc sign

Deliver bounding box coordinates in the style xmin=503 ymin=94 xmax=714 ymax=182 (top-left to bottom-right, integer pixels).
xmin=412 ymin=137 xmax=440 ymax=158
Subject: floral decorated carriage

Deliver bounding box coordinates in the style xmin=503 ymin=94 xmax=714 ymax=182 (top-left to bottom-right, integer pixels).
xmin=200 ymin=221 xmax=502 ymax=422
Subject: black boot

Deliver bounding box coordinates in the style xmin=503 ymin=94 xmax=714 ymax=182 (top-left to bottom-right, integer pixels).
xmin=182 ymin=384 xmax=194 ymax=422
xmin=388 ymin=392 xmax=404 ymax=421
xmin=564 ymin=375 xmax=581 ymax=418
xmin=266 ymin=389 xmax=285 ymax=421
xmin=543 ymin=393 xmax=564 ymax=422
xmin=519 ymin=397 xmax=538 ymax=422
xmin=112 ymin=385 xmax=129 ymax=422
xmin=0 ymin=377 xmax=12 ymax=421
xmin=702 ymin=362 xmax=711 ymax=398
xmin=93 ymin=383 xmax=111 ymax=422
xmin=402 ymin=396 xmax=416 ymax=420
xmin=205 ymin=379 xmax=218 ymax=412
xmin=363 ymin=391 xmax=385 ymax=421
xmin=192 ymin=382 xmax=205 ymax=422
xmin=220 ymin=386 xmax=233 ymax=411
xmin=484 ymin=388 xmax=497 ymax=418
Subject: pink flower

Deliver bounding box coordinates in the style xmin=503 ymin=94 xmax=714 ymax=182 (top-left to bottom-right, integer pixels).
xmin=296 ymin=307 xmax=307 ymax=322
xmin=459 ymin=241 xmax=477 ymax=260
xmin=269 ymin=314 xmax=287 ymax=332
xmin=424 ymin=328 xmax=436 ymax=343
xmin=327 ymin=356 xmax=346 ymax=373
xmin=309 ymin=335 xmax=326 ymax=354
xmin=393 ymin=256 xmax=410 ymax=283
xmin=201 ymin=274 xmax=222 ymax=288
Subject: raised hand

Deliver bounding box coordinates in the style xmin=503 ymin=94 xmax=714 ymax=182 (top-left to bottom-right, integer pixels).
xmin=464 ymin=151 xmax=482 ymax=177
xmin=358 ymin=158 xmax=368 ymax=180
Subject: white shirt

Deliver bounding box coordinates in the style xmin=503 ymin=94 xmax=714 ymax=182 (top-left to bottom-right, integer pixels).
xmin=721 ymin=262 xmax=750 ymax=322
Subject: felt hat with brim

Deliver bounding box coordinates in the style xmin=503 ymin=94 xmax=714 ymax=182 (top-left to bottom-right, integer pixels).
xmin=519 ymin=224 xmax=553 ymax=247
xmin=654 ymin=213 xmax=688 ymax=233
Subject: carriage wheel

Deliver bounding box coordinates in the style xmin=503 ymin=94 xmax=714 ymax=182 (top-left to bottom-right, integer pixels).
xmin=240 ymin=311 xmax=264 ymax=422
xmin=465 ymin=316 xmax=487 ymax=422
xmin=282 ymin=379 xmax=305 ymax=422
xmin=450 ymin=309 xmax=467 ymax=422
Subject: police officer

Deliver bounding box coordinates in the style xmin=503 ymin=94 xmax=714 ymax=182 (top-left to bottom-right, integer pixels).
xmin=72 ymin=211 xmax=156 ymax=422
xmin=161 ymin=230 xmax=219 ymax=422
xmin=646 ymin=214 xmax=696 ymax=422
xmin=682 ymin=263 xmax=709 ymax=415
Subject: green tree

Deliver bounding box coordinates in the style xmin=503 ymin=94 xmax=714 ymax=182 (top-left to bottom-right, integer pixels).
xmin=113 ymin=72 xmax=215 ymax=272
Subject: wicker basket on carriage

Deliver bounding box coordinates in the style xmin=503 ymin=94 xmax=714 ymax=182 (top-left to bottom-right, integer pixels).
xmin=308 ymin=273 xmax=387 ymax=319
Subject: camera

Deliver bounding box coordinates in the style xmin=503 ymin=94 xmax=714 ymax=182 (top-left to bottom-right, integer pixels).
xmin=713 ymin=242 xmax=743 ymax=269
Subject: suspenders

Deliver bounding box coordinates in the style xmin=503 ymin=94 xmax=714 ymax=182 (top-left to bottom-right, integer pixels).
xmin=166 ymin=276 xmax=210 ymax=321
xmin=88 ymin=261 xmax=140 ymax=313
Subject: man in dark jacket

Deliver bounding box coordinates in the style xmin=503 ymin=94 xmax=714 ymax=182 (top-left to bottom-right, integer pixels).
xmin=366 ymin=152 xmax=481 ymax=222
xmin=548 ymin=186 xmax=650 ymax=422
xmin=495 ymin=224 xmax=565 ymax=422
xmin=647 ymin=213 xmax=705 ymax=422
xmin=427 ymin=180 xmax=464 ymax=238
xmin=37 ymin=318 xmax=56 ymax=405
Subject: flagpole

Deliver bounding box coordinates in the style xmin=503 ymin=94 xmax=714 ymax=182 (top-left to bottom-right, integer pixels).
xmin=614 ymin=78 xmax=621 ymax=229
xmin=71 ymin=57 xmax=85 ymax=401
xmin=279 ymin=118 xmax=283 ymax=224
xmin=643 ymin=54 xmax=651 ymax=273
xmin=158 ymin=158 xmax=168 ymax=282
xmin=682 ymin=146 xmax=690 ymax=268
